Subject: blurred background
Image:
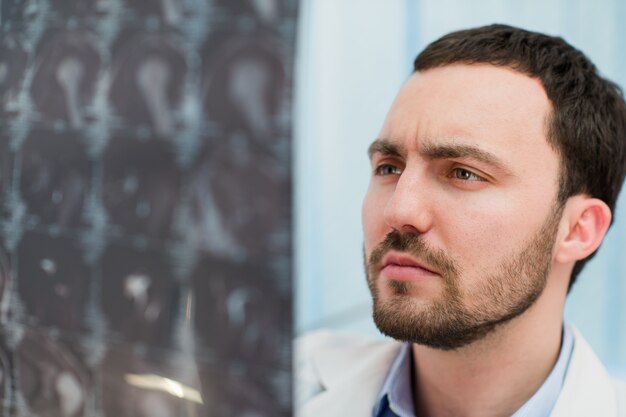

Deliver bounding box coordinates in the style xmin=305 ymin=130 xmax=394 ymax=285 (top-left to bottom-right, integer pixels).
xmin=295 ymin=0 xmax=626 ymax=380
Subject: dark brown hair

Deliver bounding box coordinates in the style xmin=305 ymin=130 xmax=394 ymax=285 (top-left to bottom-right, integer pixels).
xmin=413 ymin=24 xmax=626 ymax=290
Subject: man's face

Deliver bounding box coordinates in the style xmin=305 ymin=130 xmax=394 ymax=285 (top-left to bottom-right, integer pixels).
xmin=362 ymin=64 xmax=563 ymax=350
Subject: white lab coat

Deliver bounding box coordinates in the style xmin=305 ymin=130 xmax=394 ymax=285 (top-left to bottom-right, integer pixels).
xmin=295 ymin=326 xmax=626 ymax=417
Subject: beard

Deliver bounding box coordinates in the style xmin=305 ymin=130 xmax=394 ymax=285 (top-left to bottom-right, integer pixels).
xmin=365 ymin=204 xmax=564 ymax=350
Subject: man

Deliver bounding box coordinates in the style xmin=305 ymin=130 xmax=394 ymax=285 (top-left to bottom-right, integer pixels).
xmin=296 ymin=24 xmax=626 ymax=417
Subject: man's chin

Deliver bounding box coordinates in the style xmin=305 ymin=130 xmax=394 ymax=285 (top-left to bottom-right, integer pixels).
xmin=371 ymin=297 xmax=490 ymax=350
xmin=372 ymin=293 xmax=539 ymax=351
xmin=376 ymin=279 xmax=444 ymax=308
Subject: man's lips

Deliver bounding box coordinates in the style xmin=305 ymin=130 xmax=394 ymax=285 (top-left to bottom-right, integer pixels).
xmin=380 ymin=252 xmax=440 ymax=282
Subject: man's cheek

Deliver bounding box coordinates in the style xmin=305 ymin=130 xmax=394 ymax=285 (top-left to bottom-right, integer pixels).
xmin=361 ymin=199 xmax=376 ymax=255
xmin=362 ymin=193 xmax=387 ymax=238
xmin=362 ymin=222 xmax=382 ymax=260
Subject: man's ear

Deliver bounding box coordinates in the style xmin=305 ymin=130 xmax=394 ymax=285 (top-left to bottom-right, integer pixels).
xmin=555 ymin=196 xmax=612 ymax=264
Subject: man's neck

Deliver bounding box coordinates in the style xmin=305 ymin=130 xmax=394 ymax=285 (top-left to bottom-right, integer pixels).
xmin=411 ymin=282 xmax=566 ymax=417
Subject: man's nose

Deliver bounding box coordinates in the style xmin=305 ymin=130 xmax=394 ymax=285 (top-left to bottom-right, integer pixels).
xmin=383 ymin=171 xmax=433 ymax=235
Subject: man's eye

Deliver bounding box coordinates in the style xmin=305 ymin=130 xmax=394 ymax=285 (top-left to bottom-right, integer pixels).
xmin=451 ymin=168 xmax=484 ymax=181
xmin=375 ymin=164 xmax=402 ymax=176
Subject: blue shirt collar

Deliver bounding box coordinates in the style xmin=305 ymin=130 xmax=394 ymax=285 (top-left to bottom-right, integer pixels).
xmin=373 ymin=342 xmax=415 ymax=417
xmin=374 ymin=324 xmax=575 ymax=417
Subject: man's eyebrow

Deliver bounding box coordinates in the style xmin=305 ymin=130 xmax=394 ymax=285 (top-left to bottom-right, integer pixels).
xmin=420 ymin=142 xmax=511 ymax=174
xmin=367 ymin=138 xmax=402 ymax=160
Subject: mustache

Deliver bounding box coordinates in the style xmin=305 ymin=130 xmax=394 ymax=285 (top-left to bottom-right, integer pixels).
xmin=367 ymin=230 xmax=459 ymax=277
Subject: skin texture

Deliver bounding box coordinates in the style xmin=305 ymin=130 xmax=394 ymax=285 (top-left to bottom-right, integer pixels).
xmin=362 ymin=64 xmax=611 ymax=417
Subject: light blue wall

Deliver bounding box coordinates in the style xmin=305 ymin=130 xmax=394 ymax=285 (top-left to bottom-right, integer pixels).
xmin=295 ymin=0 xmax=626 ymax=378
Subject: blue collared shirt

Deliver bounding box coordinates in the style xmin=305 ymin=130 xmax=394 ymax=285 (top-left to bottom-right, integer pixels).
xmin=373 ymin=324 xmax=575 ymax=417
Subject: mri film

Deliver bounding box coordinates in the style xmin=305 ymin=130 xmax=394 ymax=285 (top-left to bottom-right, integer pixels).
xmin=0 ymin=0 xmax=297 ymax=416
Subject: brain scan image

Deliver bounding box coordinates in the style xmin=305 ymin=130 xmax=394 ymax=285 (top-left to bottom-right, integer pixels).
xmin=16 ymin=331 xmax=90 ymax=417
xmin=0 ymin=34 xmax=28 ymax=110
xmin=203 ymin=34 xmax=286 ymax=144
xmin=109 ymin=32 xmax=187 ymax=138
xmin=191 ymin=258 xmax=288 ymax=372
xmin=102 ymin=138 xmax=181 ymax=240
xmin=30 ymin=31 xmax=101 ymax=130
xmin=101 ymin=347 xmax=205 ymax=417
xmin=0 ymin=0 xmax=42 ymax=29
xmin=101 ymin=244 xmax=179 ymax=348
xmin=17 ymin=232 xmax=90 ymax=333
xmin=19 ymin=132 xmax=89 ymax=228
xmin=187 ymin=143 xmax=288 ymax=258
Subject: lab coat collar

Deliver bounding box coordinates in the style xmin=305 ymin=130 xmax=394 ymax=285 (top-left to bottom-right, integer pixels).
xmin=299 ymin=326 xmax=623 ymax=417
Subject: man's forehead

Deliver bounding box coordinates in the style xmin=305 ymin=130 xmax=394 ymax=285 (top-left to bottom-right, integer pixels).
xmin=387 ymin=65 xmax=550 ymax=127
xmin=373 ymin=65 xmax=554 ymax=163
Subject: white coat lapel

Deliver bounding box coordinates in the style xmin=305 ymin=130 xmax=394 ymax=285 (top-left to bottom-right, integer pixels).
xmin=299 ymin=336 xmax=402 ymax=417
xmin=549 ymin=327 xmax=619 ymax=417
